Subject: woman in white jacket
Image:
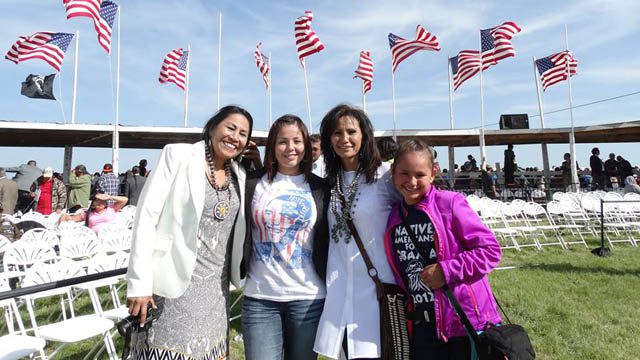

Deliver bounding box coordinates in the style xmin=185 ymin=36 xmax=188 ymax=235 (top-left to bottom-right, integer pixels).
xmin=126 ymin=105 xmax=255 ymax=360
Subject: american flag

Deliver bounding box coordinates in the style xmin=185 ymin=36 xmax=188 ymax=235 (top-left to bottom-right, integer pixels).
xmin=5 ymin=32 xmax=75 ymax=72
xmin=294 ymin=10 xmax=325 ymax=66
xmin=480 ymin=21 xmax=521 ymax=69
xmin=535 ymin=50 xmax=578 ymax=91
xmin=353 ymin=50 xmax=373 ymax=94
xmin=388 ymin=25 xmax=440 ymax=73
xmin=450 ymin=50 xmax=481 ymax=90
xmin=449 ymin=21 xmax=521 ymax=91
xmin=64 ymin=0 xmax=118 ymax=54
xmin=254 ymin=43 xmax=270 ymax=88
xmin=159 ymin=48 xmax=189 ymax=91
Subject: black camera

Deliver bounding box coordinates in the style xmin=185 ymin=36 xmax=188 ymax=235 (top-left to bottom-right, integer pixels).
xmin=117 ymin=305 xmax=158 ymax=336
xmin=117 ymin=305 xmax=158 ymax=360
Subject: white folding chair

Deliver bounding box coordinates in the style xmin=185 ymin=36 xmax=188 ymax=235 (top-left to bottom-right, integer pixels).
xmin=59 ymin=226 xmax=101 ymax=264
xmin=0 ymin=278 xmax=46 ymax=360
xmin=522 ymin=202 xmax=568 ymax=248
xmin=21 ymin=258 xmax=117 ymax=360
xmin=98 ymin=223 xmax=132 ymax=253
xmin=500 ymin=201 xmax=540 ymax=250
xmin=479 ymin=199 xmax=521 ymax=250
xmin=19 ymin=211 xmax=47 ymax=224
xmin=545 ymin=201 xmax=589 ymax=247
xmin=21 ymin=228 xmax=61 ymax=249
xmin=81 ymin=252 xmax=130 ymax=321
xmin=2 ymin=240 xmax=57 ymax=285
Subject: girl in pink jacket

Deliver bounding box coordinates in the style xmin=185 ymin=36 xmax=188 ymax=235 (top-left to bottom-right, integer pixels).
xmin=383 ymin=139 xmax=502 ymax=359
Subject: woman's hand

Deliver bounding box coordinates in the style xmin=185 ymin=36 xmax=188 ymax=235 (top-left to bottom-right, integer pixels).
xmin=420 ymin=263 xmax=446 ymax=289
xmin=95 ymin=193 xmax=111 ymax=201
xmin=126 ymin=296 xmax=156 ymax=327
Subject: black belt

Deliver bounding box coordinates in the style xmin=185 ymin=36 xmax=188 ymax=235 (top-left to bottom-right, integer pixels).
xmin=406 ymin=309 xmax=435 ymax=324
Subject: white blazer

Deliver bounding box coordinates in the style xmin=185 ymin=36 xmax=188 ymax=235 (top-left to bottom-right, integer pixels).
xmin=126 ymin=140 xmax=246 ymax=298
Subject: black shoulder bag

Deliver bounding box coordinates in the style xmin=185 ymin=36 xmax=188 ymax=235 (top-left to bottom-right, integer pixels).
xmin=340 ymin=194 xmax=410 ymax=360
xmin=399 ymin=208 xmax=535 ymax=360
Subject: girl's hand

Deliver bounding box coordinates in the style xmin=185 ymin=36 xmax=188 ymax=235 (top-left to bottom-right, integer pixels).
xmin=420 ymin=263 xmax=445 ymax=289
xmin=126 ymin=296 xmax=156 ymax=327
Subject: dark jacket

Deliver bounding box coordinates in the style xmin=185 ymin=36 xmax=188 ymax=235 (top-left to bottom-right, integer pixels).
xmin=590 ymin=155 xmax=604 ymax=175
xmin=123 ymin=174 xmax=147 ymax=206
xmin=241 ymin=168 xmax=330 ymax=281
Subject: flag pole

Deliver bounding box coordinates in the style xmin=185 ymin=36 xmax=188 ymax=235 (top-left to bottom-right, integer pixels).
xmin=302 ymin=61 xmax=313 ymax=131
xmin=112 ymin=8 xmax=121 ymax=175
xmin=71 ymin=30 xmax=80 ymax=124
xmin=268 ymin=51 xmax=273 ymax=127
xmin=533 ymin=56 xmax=551 ymax=193
xmin=57 ymin=71 xmax=67 ymax=123
xmin=447 ymin=56 xmax=456 ymax=188
xmin=217 ymin=12 xmax=222 ymax=110
xmin=184 ymin=45 xmax=191 ymax=127
xmin=362 ymin=82 xmax=366 ymax=112
xmin=477 ymin=30 xmax=486 ymax=165
xmin=565 ymin=24 xmax=579 ymax=192
xmin=391 ymin=68 xmax=397 ymax=140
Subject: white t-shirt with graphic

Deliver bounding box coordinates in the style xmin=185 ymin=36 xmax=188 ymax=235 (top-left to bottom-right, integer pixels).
xmin=244 ymin=172 xmax=326 ymax=301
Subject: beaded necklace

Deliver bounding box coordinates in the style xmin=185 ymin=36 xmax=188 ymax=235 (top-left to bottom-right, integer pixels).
xmin=205 ymin=143 xmax=232 ymax=221
xmin=330 ymin=169 xmax=362 ymax=243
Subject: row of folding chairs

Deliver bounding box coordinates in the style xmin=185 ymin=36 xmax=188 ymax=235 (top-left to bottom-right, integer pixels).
xmin=10 ymin=205 xmax=137 ymax=231
xmin=467 ymin=195 xmax=590 ymax=251
xmin=1 ymin=224 xmax=132 ymax=289
xmin=469 ymin=191 xmax=640 ymax=250
xmin=1 ymin=253 xmax=129 ymax=359
xmin=552 ymin=191 xmax=640 ymax=247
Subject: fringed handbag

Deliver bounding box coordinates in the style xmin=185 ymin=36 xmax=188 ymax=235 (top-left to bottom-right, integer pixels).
xmin=344 ymin=219 xmax=411 ymax=360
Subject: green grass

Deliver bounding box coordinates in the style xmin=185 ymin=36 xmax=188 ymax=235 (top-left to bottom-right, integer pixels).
xmin=3 ymin=237 xmax=640 ymax=359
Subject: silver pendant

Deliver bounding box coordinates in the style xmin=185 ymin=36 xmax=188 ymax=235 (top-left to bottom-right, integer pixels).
xmin=213 ymin=200 xmax=230 ymax=221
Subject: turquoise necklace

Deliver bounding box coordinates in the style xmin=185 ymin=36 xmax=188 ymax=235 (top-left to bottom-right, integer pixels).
xmin=330 ymin=169 xmax=362 ymax=243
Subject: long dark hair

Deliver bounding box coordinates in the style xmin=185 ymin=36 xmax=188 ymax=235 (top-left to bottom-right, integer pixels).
xmin=264 ymin=114 xmax=313 ymax=183
xmin=201 ymin=105 xmax=254 ymax=159
xmin=320 ymin=104 xmax=381 ymax=186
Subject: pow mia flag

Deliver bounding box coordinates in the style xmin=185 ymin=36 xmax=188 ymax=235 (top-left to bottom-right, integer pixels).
xmin=21 ymin=74 xmax=56 ymax=100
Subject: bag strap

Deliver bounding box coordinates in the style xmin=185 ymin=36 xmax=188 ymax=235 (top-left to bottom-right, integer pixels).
xmin=441 ymin=285 xmax=481 ymax=344
xmin=338 ymin=192 xmax=384 ymax=299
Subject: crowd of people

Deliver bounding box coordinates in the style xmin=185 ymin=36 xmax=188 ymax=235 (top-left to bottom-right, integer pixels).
xmin=0 ymin=159 xmax=150 ymax=217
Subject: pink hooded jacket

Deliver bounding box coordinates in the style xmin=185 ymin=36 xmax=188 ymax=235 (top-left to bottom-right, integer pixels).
xmin=384 ymin=187 xmax=502 ymax=341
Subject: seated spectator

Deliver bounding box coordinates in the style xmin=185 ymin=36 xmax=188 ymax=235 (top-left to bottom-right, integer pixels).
xmin=59 ymin=192 xmax=128 ymax=234
xmin=623 ymin=176 xmax=640 ymax=195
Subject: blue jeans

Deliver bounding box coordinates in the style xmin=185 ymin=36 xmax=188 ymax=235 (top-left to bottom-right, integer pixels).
xmin=242 ymin=297 xmax=324 ymax=360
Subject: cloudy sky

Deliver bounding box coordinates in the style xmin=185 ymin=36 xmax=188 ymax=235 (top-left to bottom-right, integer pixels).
xmin=1 ymin=0 xmax=639 ymax=174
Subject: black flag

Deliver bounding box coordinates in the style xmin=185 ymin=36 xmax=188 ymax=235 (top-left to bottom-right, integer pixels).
xmin=21 ymin=74 xmax=56 ymax=100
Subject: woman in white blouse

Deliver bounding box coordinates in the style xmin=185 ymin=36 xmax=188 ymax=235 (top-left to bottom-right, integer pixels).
xmin=242 ymin=115 xmax=330 ymax=360
xmin=314 ymin=104 xmax=398 ymax=360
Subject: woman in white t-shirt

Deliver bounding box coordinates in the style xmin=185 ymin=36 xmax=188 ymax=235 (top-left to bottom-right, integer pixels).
xmin=242 ymin=114 xmax=330 ymax=360
xmin=313 ymin=104 xmax=398 ymax=360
